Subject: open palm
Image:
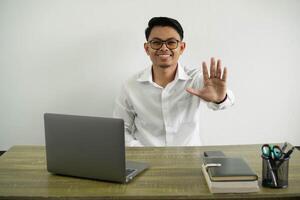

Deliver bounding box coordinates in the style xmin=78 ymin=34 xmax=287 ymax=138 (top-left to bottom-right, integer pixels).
xmin=186 ymin=58 xmax=227 ymax=103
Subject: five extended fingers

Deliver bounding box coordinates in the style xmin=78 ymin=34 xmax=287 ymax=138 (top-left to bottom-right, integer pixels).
xmin=202 ymin=57 xmax=227 ymax=82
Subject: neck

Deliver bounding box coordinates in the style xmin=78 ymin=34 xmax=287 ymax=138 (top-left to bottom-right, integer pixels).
xmin=152 ymin=64 xmax=178 ymax=88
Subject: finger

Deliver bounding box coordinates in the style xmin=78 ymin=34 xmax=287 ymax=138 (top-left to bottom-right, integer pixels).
xmin=202 ymin=62 xmax=209 ymax=81
xmin=210 ymin=57 xmax=216 ymax=79
xmin=216 ymin=59 xmax=222 ymax=79
xmin=222 ymin=67 xmax=227 ymax=82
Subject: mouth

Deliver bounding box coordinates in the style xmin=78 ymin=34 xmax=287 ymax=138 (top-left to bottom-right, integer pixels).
xmin=158 ymin=54 xmax=171 ymax=58
xmin=156 ymin=54 xmax=172 ymax=59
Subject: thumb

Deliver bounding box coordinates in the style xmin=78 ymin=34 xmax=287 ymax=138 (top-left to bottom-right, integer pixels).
xmin=186 ymin=88 xmax=211 ymax=102
xmin=186 ymin=88 xmax=203 ymax=97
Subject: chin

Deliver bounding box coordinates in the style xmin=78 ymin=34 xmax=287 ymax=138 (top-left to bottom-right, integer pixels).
xmin=157 ymin=61 xmax=176 ymax=69
xmin=158 ymin=64 xmax=172 ymax=69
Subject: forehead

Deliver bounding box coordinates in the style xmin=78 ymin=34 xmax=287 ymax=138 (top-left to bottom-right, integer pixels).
xmin=148 ymin=26 xmax=181 ymax=41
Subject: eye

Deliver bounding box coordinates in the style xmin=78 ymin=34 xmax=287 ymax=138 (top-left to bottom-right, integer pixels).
xmin=167 ymin=40 xmax=177 ymax=45
xmin=151 ymin=40 xmax=162 ymax=46
xmin=166 ymin=40 xmax=178 ymax=48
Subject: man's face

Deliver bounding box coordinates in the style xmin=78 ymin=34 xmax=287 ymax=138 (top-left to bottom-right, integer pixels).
xmin=144 ymin=26 xmax=186 ymax=69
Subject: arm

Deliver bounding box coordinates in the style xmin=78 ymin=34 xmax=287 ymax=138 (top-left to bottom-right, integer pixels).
xmin=113 ymin=86 xmax=143 ymax=147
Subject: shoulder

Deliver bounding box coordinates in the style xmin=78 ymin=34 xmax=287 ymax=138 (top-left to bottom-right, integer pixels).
xmin=180 ymin=65 xmax=203 ymax=88
xmin=182 ymin=65 xmax=202 ymax=79
xmin=123 ymin=67 xmax=150 ymax=89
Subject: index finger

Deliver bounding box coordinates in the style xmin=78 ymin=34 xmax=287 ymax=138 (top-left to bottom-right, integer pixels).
xmin=202 ymin=62 xmax=209 ymax=81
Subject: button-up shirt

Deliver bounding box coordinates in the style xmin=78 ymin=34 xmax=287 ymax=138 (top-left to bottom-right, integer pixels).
xmin=113 ymin=63 xmax=234 ymax=146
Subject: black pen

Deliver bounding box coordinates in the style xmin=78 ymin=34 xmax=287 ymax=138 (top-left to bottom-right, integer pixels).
xmin=284 ymin=147 xmax=295 ymax=159
xmin=276 ymin=147 xmax=295 ymax=169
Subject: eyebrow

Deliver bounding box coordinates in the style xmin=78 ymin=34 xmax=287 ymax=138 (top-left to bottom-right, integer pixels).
xmin=150 ymin=37 xmax=179 ymax=41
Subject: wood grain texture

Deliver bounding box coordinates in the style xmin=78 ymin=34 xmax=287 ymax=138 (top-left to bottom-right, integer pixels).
xmin=0 ymin=144 xmax=299 ymax=200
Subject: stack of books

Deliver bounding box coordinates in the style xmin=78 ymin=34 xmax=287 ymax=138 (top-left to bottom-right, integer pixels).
xmin=202 ymin=156 xmax=259 ymax=193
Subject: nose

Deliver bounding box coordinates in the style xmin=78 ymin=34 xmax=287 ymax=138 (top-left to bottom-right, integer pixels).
xmin=159 ymin=42 xmax=169 ymax=51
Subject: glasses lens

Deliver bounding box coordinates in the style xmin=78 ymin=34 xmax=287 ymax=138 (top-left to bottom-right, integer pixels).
xmin=150 ymin=40 xmax=163 ymax=50
xmin=166 ymin=39 xmax=178 ymax=49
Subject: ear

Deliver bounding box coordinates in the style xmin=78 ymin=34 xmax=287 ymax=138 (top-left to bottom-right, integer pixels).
xmin=179 ymin=42 xmax=186 ymax=55
xmin=144 ymin=42 xmax=150 ymax=55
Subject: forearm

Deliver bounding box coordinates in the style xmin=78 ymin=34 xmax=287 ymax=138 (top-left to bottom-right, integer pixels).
xmin=113 ymin=91 xmax=143 ymax=147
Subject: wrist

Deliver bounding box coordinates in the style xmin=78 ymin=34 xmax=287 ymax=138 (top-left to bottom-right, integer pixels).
xmin=215 ymin=94 xmax=227 ymax=104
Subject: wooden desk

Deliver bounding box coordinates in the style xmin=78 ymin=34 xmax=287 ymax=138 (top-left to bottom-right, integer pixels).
xmin=0 ymin=144 xmax=300 ymax=200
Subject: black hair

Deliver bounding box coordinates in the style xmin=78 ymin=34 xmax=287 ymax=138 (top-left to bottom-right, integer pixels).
xmin=145 ymin=17 xmax=184 ymax=41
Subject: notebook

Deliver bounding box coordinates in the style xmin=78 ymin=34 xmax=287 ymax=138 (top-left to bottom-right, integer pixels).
xmin=44 ymin=113 xmax=149 ymax=183
xmin=203 ymin=157 xmax=258 ymax=181
xmin=201 ymin=164 xmax=259 ymax=193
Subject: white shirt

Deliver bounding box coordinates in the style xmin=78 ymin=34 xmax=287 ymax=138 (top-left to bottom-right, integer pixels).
xmin=113 ymin=63 xmax=234 ymax=146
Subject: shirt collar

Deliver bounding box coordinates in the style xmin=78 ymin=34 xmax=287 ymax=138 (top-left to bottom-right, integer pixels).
xmin=137 ymin=63 xmax=191 ymax=83
xmin=136 ymin=66 xmax=153 ymax=82
xmin=177 ymin=63 xmax=191 ymax=81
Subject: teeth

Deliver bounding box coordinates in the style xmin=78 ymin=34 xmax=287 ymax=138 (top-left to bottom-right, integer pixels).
xmin=158 ymin=55 xmax=171 ymax=58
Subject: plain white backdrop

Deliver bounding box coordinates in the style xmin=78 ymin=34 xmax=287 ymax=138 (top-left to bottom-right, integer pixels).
xmin=1 ymin=0 xmax=300 ymax=150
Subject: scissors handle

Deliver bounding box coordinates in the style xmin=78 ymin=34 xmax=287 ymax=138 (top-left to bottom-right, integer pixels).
xmin=261 ymin=144 xmax=282 ymax=160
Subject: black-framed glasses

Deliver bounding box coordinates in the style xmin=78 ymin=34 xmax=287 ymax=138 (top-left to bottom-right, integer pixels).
xmin=148 ymin=39 xmax=180 ymax=50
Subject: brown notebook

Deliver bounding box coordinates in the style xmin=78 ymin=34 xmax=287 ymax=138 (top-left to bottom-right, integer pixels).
xmin=203 ymin=157 xmax=258 ymax=181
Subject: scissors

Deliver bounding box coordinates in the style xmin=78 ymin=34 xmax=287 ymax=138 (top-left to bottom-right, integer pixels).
xmin=261 ymin=144 xmax=283 ymax=160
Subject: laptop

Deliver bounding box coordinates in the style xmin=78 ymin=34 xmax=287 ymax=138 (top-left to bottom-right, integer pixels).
xmin=44 ymin=113 xmax=149 ymax=183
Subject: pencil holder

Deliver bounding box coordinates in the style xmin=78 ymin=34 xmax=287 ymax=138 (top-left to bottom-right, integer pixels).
xmin=262 ymin=156 xmax=289 ymax=188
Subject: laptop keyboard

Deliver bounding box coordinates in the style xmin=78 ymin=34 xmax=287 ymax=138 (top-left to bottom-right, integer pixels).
xmin=126 ymin=168 xmax=136 ymax=176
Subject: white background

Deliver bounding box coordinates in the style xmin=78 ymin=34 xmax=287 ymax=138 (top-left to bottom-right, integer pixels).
xmin=1 ymin=0 xmax=300 ymax=150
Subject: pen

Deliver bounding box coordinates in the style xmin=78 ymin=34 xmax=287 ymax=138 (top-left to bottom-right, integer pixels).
xmin=284 ymin=147 xmax=295 ymax=159
xmin=276 ymin=146 xmax=295 ymax=169
xmin=281 ymin=142 xmax=288 ymax=153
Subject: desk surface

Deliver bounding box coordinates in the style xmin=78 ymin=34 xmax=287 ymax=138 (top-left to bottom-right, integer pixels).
xmin=0 ymin=144 xmax=300 ymax=200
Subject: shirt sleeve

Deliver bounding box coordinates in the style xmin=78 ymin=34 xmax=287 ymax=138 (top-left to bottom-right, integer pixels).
xmin=206 ymin=89 xmax=235 ymax=110
xmin=113 ymin=85 xmax=143 ymax=147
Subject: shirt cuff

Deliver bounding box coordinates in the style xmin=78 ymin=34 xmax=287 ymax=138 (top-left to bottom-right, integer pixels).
xmin=207 ymin=90 xmax=235 ymax=110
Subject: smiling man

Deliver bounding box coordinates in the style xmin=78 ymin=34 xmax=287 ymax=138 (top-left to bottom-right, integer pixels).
xmin=113 ymin=17 xmax=234 ymax=146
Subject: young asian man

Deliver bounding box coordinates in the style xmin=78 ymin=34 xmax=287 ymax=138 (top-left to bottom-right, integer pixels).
xmin=113 ymin=17 xmax=234 ymax=146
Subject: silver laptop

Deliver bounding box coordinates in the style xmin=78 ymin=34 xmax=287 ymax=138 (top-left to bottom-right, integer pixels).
xmin=44 ymin=113 xmax=148 ymax=183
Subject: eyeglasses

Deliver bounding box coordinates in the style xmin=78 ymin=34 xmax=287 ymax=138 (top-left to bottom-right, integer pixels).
xmin=148 ymin=39 xmax=180 ymax=50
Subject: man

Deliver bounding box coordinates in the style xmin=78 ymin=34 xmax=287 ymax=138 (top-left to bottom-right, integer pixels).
xmin=114 ymin=17 xmax=234 ymax=146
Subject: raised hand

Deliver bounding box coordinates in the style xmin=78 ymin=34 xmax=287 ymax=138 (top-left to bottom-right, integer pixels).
xmin=186 ymin=57 xmax=227 ymax=103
